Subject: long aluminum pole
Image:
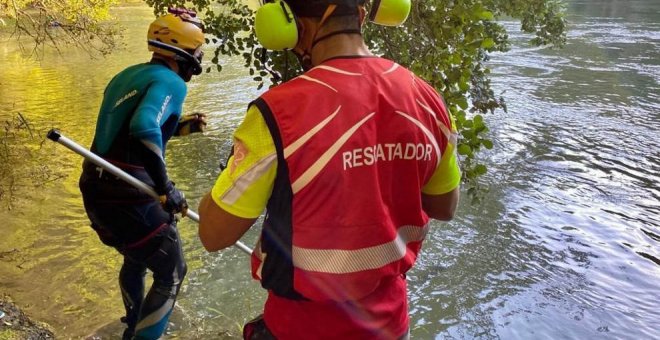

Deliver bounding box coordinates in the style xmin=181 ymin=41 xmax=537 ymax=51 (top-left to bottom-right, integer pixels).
xmin=47 ymin=129 xmax=253 ymax=255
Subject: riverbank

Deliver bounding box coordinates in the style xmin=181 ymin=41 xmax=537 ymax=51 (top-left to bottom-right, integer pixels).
xmin=0 ymin=295 xmax=55 ymax=340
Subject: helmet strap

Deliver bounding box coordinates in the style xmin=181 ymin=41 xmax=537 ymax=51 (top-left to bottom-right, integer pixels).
xmin=312 ymin=3 xmax=367 ymax=50
xmin=293 ymin=4 xmax=337 ymax=71
xmin=311 ymin=28 xmax=362 ymax=49
xmin=369 ymin=0 xmax=382 ymax=21
xmin=175 ymin=59 xmax=196 ymax=82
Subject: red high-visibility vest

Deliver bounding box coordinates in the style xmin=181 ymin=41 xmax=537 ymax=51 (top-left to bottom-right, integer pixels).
xmin=251 ymin=57 xmax=452 ymax=338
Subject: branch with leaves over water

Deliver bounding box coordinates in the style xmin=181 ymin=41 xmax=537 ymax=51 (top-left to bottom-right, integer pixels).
xmin=146 ymin=0 xmax=567 ymax=201
xmin=0 ymin=0 xmax=121 ymax=57
xmin=0 ymin=113 xmax=66 ymax=210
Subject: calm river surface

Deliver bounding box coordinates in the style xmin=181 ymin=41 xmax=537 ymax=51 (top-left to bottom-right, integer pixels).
xmin=1 ymin=1 xmax=658 ymax=339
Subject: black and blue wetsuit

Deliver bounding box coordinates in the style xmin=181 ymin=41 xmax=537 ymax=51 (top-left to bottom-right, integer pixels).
xmin=79 ymin=62 xmax=188 ymax=340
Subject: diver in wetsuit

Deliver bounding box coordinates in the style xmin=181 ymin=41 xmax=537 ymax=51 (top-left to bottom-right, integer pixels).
xmin=78 ymin=8 xmax=206 ymax=340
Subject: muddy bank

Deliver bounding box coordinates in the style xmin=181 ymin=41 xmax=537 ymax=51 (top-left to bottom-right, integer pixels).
xmin=0 ymin=295 xmax=55 ymax=340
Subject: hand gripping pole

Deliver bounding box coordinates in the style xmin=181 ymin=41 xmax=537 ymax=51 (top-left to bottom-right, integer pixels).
xmin=47 ymin=129 xmax=253 ymax=255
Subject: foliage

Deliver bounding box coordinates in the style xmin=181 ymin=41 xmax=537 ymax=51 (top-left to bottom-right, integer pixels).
xmin=0 ymin=113 xmax=65 ymax=210
xmin=0 ymin=0 xmax=121 ymax=56
xmin=146 ymin=0 xmax=567 ymax=200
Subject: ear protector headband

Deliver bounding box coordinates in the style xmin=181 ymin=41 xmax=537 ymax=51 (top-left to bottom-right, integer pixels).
xmin=255 ymin=0 xmax=412 ymax=51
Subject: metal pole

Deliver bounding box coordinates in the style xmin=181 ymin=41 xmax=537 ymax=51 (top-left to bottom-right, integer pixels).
xmin=47 ymin=129 xmax=253 ymax=255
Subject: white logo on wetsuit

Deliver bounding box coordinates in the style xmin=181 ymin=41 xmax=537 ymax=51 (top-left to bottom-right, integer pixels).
xmin=113 ymin=89 xmax=138 ymax=108
xmin=156 ymin=95 xmax=172 ymax=125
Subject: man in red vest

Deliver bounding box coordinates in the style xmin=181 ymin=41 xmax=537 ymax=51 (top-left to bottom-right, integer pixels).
xmin=198 ymin=1 xmax=461 ymax=339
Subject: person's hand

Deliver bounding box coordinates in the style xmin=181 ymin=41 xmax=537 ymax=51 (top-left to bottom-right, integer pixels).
xmin=159 ymin=181 xmax=189 ymax=217
xmin=176 ymin=113 xmax=207 ymax=136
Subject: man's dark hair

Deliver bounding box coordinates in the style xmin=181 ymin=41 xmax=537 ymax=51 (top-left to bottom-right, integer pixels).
xmin=286 ymin=0 xmax=367 ymax=17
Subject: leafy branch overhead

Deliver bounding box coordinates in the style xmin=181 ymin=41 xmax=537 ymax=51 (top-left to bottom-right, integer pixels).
xmin=0 ymin=0 xmax=121 ymax=56
xmin=150 ymin=0 xmax=567 ymax=199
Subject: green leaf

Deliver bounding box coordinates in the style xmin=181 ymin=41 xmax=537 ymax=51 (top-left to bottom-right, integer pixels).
xmin=477 ymin=10 xmax=494 ymax=21
xmin=474 ymin=115 xmax=484 ymax=127
xmin=481 ymin=38 xmax=495 ymax=49
xmin=482 ymin=139 xmax=494 ymax=150
xmin=456 ymin=97 xmax=469 ymax=110
xmin=459 ymin=79 xmax=470 ymax=92
xmin=458 ymin=144 xmax=472 ymax=156
xmin=475 ymin=164 xmax=487 ymax=175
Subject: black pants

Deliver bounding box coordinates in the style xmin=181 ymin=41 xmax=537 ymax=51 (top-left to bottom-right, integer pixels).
xmin=80 ymin=169 xmax=187 ymax=340
xmin=243 ymin=315 xmax=276 ymax=340
xmin=119 ymin=224 xmax=187 ymax=339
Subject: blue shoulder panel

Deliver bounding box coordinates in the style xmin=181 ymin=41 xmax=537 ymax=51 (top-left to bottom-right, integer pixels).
xmin=94 ymin=63 xmax=186 ymax=155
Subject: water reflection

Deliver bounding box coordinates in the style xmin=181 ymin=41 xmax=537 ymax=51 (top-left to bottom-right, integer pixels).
xmin=469 ymin=1 xmax=660 ymax=338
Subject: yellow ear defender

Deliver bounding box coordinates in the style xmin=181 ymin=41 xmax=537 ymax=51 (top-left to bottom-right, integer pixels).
xmin=255 ymin=0 xmax=412 ymax=51
xmin=255 ymin=1 xmax=299 ymax=51
xmin=368 ymin=0 xmax=411 ymax=26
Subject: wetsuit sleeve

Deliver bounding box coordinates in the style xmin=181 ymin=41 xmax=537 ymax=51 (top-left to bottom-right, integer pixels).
xmin=210 ymin=105 xmax=277 ymax=218
xmin=129 ymin=78 xmax=187 ymax=194
xmin=138 ymin=142 xmax=170 ymax=195
xmin=423 ymin=113 xmax=461 ymax=195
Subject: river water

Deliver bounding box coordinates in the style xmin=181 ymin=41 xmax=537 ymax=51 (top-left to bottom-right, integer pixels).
xmin=0 ymin=1 xmax=658 ymax=339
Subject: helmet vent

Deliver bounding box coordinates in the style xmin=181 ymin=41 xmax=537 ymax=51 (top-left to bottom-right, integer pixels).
xmin=171 ymin=39 xmax=179 ymax=44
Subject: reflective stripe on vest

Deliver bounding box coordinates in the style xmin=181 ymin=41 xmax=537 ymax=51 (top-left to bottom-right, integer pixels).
xmin=292 ymin=224 xmax=429 ymax=274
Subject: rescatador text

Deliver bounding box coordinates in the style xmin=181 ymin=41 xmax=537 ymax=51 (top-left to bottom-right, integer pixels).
xmin=342 ymin=143 xmax=434 ymax=170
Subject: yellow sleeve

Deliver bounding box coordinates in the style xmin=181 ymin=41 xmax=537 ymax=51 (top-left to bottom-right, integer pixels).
xmin=422 ymin=113 xmax=461 ymax=195
xmin=210 ymin=105 xmax=277 ymax=218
